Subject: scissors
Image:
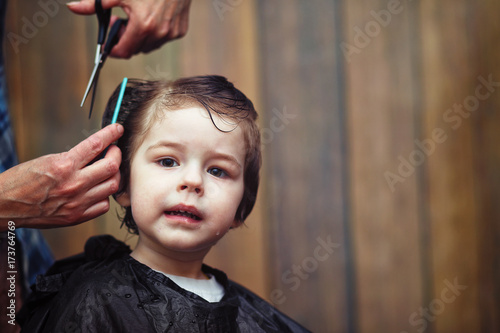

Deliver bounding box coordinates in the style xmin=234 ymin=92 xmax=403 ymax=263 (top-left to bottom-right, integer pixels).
xmin=81 ymin=0 xmax=127 ymax=118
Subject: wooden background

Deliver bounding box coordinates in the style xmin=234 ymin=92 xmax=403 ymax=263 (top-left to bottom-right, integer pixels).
xmin=5 ymin=0 xmax=500 ymax=332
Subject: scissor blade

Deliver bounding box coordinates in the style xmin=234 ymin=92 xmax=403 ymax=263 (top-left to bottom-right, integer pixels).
xmin=80 ymin=55 xmax=102 ymax=107
xmin=88 ymin=68 xmax=100 ymax=119
xmin=93 ymin=44 xmax=102 ymax=68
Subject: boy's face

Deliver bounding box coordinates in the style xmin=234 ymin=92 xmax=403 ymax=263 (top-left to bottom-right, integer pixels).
xmin=117 ymin=107 xmax=246 ymax=258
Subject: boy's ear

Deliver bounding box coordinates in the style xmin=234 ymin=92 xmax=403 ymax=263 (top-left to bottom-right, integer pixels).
xmin=230 ymin=219 xmax=244 ymax=229
xmin=115 ymin=191 xmax=131 ymax=207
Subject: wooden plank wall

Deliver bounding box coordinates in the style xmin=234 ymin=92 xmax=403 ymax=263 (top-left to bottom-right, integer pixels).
xmin=257 ymin=1 xmax=352 ymax=332
xmin=5 ymin=1 xmax=500 ymax=332
xmin=419 ymin=1 xmax=500 ymax=332
xmin=344 ymin=0 xmax=423 ymax=331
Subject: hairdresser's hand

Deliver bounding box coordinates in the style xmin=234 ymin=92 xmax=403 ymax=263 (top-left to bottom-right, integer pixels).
xmin=0 ymin=124 xmax=123 ymax=231
xmin=67 ymin=0 xmax=191 ymax=58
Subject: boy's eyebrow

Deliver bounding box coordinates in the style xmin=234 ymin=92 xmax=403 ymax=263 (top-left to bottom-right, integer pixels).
xmin=210 ymin=152 xmax=242 ymax=169
xmin=146 ymin=141 xmax=184 ymax=152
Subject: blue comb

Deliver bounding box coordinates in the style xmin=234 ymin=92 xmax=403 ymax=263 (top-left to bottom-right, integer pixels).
xmin=112 ymin=77 xmax=128 ymax=124
xmin=91 ymin=77 xmax=128 ymax=164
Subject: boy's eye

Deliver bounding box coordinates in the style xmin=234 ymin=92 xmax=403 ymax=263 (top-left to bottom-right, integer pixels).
xmin=159 ymin=158 xmax=178 ymax=168
xmin=208 ymin=168 xmax=227 ymax=178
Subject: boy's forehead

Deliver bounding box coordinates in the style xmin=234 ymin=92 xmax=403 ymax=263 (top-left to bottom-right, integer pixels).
xmin=142 ymin=106 xmax=245 ymax=151
xmin=154 ymin=106 xmax=238 ymax=132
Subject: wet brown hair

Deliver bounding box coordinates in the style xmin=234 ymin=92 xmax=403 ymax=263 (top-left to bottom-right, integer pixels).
xmin=102 ymin=75 xmax=261 ymax=234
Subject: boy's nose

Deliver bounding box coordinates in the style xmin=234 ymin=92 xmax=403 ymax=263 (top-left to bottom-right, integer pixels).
xmin=178 ymin=166 xmax=203 ymax=195
xmin=179 ymin=184 xmax=202 ymax=194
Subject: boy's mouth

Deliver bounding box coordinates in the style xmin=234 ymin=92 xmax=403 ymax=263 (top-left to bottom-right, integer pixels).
xmin=165 ymin=205 xmax=202 ymax=221
xmin=165 ymin=210 xmax=201 ymax=221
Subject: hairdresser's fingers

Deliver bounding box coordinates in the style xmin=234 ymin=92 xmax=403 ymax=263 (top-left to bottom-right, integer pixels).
xmin=137 ymin=14 xmax=184 ymax=54
xmin=84 ymin=166 xmax=121 ymax=202
xmin=79 ymin=144 xmax=122 ymax=189
xmin=66 ymin=0 xmax=98 ymax=15
xmin=108 ymin=13 xmax=150 ymax=58
xmin=74 ymin=174 xmax=120 ymax=223
xmin=69 ymin=124 xmax=123 ymax=168
xmin=139 ymin=2 xmax=190 ymax=54
xmin=58 ymin=150 xmax=120 ymax=226
xmin=43 ymin=167 xmax=119 ymax=226
xmin=108 ymin=0 xmax=191 ymax=58
xmin=80 ymin=198 xmax=112 ymax=222
xmin=66 ymin=0 xmax=122 ymax=15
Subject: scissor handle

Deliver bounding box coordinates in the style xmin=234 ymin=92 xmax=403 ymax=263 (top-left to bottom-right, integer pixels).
xmin=103 ymin=19 xmax=128 ymax=58
xmin=96 ymin=0 xmax=111 ymax=45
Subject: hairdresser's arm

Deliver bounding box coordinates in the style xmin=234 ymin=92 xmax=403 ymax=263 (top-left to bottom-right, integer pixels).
xmin=67 ymin=0 xmax=191 ymax=58
xmin=0 ymin=124 xmax=123 ymax=231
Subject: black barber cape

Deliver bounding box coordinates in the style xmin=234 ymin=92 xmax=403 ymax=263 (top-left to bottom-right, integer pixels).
xmin=17 ymin=235 xmax=311 ymax=333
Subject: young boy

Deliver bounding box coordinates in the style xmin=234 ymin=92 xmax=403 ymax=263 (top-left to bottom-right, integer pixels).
xmin=18 ymin=76 xmax=310 ymax=332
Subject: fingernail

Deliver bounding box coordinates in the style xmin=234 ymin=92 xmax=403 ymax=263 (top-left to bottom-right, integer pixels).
xmin=66 ymin=2 xmax=80 ymax=7
xmin=116 ymin=124 xmax=124 ymax=134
